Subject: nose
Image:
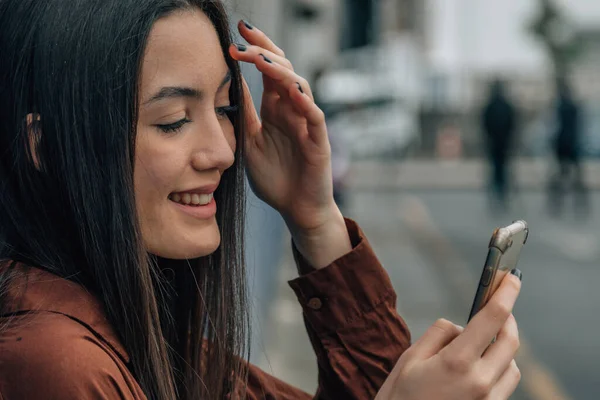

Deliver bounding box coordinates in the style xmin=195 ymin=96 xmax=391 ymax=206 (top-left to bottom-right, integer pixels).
xmin=190 ymin=117 xmax=235 ymax=172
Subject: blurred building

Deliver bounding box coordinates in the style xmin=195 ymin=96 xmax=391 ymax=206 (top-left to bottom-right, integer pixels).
xmin=421 ymin=0 xmax=600 ymax=157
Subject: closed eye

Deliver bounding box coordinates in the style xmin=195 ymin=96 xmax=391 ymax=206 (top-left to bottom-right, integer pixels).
xmin=155 ymin=118 xmax=191 ymax=133
xmin=216 ymin=105 xmax=239 ymax=121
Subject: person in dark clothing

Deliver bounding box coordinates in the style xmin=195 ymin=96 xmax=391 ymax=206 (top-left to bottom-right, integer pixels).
xmin=548 ymin=79 xmax=589 ymax=217
xmin=481 ymin=79 xmax=517 ymax=211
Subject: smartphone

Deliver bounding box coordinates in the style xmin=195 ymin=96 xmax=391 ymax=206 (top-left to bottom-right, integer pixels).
xmin=467 ymin=220 xmax=528 ymax=322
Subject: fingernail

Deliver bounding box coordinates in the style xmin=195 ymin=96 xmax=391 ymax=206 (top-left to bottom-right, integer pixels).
xmin=260 ymin=54 xmax=272 ymax=64
xmin=235 ymin=43 xmax=247 ymax=52
xmin=242 ymin=20 xmax=254 ymax=30
xmin=296 ymin=82 xmax=304 ymax=93
xmin=510 ymin=268 xmax=522 ymax=281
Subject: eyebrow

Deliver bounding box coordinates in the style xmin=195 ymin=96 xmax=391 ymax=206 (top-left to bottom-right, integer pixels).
xmin=143 ymin=70 xmax=232 ymax=105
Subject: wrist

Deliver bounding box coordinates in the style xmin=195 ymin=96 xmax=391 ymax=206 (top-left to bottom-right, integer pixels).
xmin=287 ymin=207 xmax=352 ymax=270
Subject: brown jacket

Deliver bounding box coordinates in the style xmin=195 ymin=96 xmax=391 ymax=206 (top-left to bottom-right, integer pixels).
xmin=0 ymin=219 xmax=411 ymax=399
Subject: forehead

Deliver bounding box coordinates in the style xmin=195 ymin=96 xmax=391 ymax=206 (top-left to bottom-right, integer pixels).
xmin=140 ymin=9 xmax=227 ymax=97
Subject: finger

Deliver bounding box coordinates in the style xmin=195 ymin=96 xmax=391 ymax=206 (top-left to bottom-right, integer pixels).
xmin=229 ymin=43 xmax=293 ymax=71
xmin=237 ymin=20 xmax=285 ymax=57
xmin=288 ymin=81 xmax=329 ymax=146
xmin=229 ymin=45 xmax=292 ymax=98
xmin=240 ymin=77 xmax=262 ymax=142
xmin=486 ymin=360 xmax=521 ymax=400
xmin=448 ymin=271 xmax=521 ymax=358
xmin=481 ymin=314 xmax=520 ymax=386
xmin=408 ymin=319 xmax=463 ymax=360
xmin=243 ymin=52 xmax=314 ymax=101
xmin=229 ymin=45 xmax=294 ymax=97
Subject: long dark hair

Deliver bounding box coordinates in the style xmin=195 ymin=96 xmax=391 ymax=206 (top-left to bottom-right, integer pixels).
xmin=0 ymin=0 xmax=249 ymax=398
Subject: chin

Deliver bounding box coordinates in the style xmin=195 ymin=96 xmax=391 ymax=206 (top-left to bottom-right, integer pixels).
xmin=147 ymin=223 xmax=222 ymax=260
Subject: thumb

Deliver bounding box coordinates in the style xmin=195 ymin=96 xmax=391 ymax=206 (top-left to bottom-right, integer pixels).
xmin=411 ymin=319 xmax=463 ymax=360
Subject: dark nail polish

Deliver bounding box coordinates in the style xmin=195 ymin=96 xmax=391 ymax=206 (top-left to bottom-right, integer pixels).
xmin=235 ymin=43 xmax=247 ymax=52
xmin=296 ymin=82 xmax=304 ymax=93
xmin=260 ymin=54 xmax=272 ymax=64
xmin=510 ymin=269 xmax=522 ymax=281
xmin=242 ymin=20 xmax=254 ymax=30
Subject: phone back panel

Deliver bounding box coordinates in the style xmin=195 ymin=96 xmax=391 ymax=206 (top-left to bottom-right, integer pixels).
xmin=468 ymin=220 xmax=528 ymax=322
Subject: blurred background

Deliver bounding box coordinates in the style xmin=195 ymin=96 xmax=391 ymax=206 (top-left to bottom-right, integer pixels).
xmin=228 ymin=1 xmax=600 ymax=399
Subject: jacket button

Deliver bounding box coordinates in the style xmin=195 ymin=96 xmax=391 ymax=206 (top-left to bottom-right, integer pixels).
xmin=307 ymin=297 xmax=323 ymax=310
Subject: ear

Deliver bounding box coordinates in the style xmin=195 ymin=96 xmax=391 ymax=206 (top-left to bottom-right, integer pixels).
xmin=26 ymin=113 xmax=42 ymax=169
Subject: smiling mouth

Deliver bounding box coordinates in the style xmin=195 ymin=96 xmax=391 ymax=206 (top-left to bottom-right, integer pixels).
xmin=169 ymin=192 xmax=214 ymax=206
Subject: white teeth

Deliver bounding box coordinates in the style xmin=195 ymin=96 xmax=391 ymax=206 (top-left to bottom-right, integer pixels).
xmin=170 ymin=192 xmax=213 ymax=206
xmin=198 ymin=193 xmax=213 ymax=205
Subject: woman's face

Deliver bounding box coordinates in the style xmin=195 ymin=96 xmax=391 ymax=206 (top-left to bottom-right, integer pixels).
xmin=135 ymin=9 xmax=236 ymax=259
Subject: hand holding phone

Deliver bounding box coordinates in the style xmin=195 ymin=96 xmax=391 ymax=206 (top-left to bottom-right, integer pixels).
xmin=468 ymin=220 xmax=528 ymax=322
xmin=376 ymin=273 xmax=523 ymax=400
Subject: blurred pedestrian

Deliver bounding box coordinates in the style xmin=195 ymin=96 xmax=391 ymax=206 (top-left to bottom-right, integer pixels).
xmin=547 ymin=78 xmax=589 ymax=217
xmin=481 ymin=79 xmax=517 ymax=212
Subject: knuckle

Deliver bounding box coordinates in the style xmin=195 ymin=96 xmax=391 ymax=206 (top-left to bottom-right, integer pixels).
xmin=442 ymin=352 xmax=472 ymax=375
xmin=512 ymin=363 xmax=522 ymax=382
xmin=470 ymin=375 xmax=493 ymax=398
xmin=434 ymin=318 xmax=454 ymax=329
xmin=514 ymin=367 xmax=522 ymax=383
xmin=432 ymin=318 xmax=462 ymax=336
xmin=313 ymin=108 xmax=325 ymax=122
xmin=507 ymin=331 xmax=521 ymax=352
xmin=433 ymin=318 xmax=451 ymax=327
xmin=433 ymin=318 xmax=451 ymax=330
xmin=283 ymin=59 xmax=294 ymax=70
xmin=488 ymin=298 xmax=512 ymax=320
xmin=299 ymin=77 xmax=310 ymax=89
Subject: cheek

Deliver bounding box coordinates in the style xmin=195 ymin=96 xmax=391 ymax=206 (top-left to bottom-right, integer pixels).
xmin=134 ymin=135 xmax=184 ymax=206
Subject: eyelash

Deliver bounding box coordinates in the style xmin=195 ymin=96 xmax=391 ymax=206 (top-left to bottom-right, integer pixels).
xmin=156 ymin=118 xmax=192 ymax=133
xmin=216 ymin=105 xmax=239 ymax=120
xmin=155 ymin=105 xmax=239 ymax=134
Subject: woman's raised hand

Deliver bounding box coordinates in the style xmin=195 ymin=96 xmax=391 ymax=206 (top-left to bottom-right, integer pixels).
xmin=230 ymin=21 xmax=351 ymax=268
xmin=230 ymin=20 xmax=336 ymax=233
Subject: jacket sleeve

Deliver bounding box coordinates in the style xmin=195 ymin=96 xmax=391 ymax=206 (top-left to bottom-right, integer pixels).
xmin=245 ymin=218 xmax=412 ymax=400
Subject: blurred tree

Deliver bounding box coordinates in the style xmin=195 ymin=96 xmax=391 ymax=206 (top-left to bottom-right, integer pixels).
xmin=528 ymin=0 xmax=582 ymax=78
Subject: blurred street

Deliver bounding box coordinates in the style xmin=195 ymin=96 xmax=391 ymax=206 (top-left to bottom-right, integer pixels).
xmin=252 ymin=159 xmax=600 ymax=400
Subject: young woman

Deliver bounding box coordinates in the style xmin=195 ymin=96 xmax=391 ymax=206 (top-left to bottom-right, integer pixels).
xmin=0 ymin=0 xmax=522 ymax=399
